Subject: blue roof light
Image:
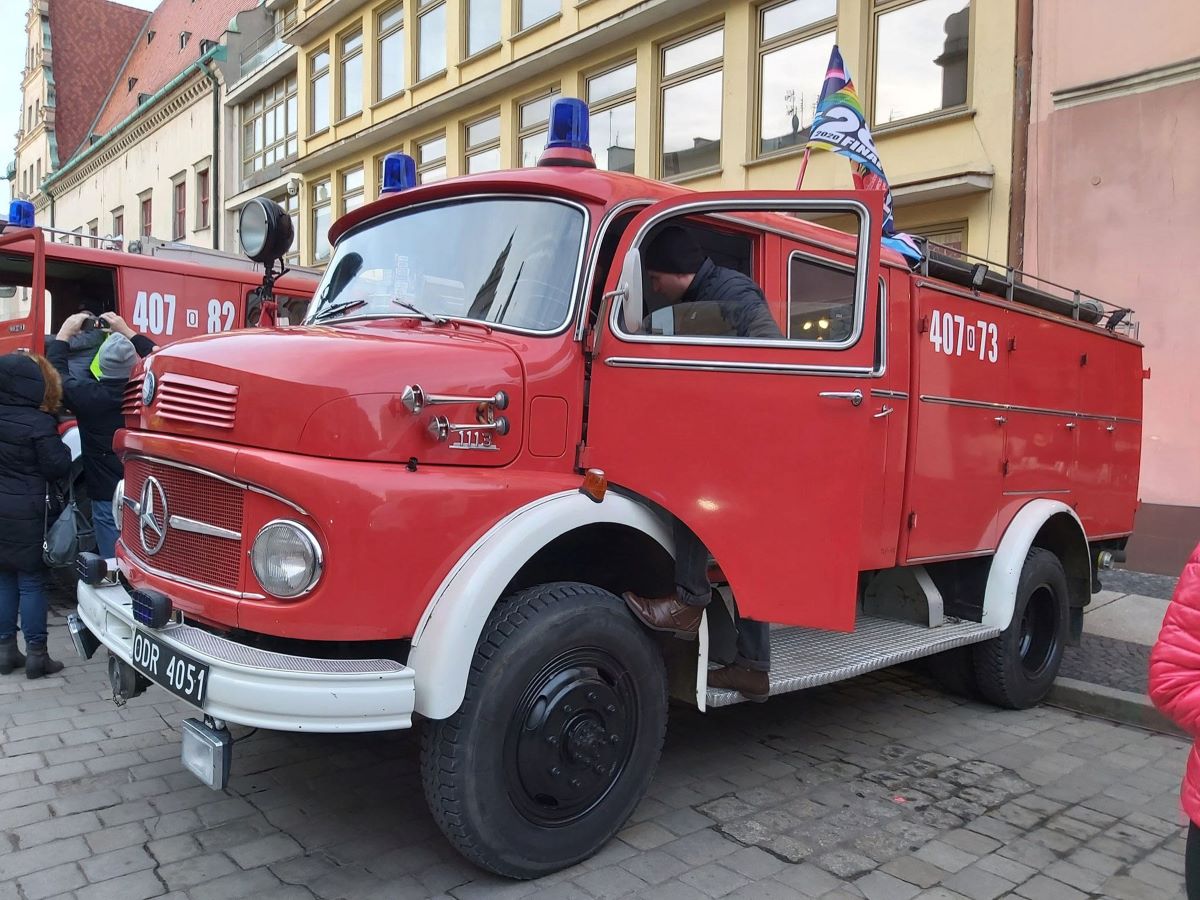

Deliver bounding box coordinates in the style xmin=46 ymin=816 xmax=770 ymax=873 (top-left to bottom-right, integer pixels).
xmin=381 ymin=152 xmax=417 ymax=194
xmin=546 ymin=98 xmax=591 ymax=151
xmin=7 ymin=200 xmax=35 ymax=229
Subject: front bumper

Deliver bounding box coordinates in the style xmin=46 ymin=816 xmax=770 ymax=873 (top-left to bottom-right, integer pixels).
xmin=76 ymin=579 xmax=415 ymax=732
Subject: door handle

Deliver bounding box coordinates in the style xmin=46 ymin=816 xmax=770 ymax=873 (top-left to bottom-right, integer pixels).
xmin=818 ymin=389 xmax=864 ymax=407
xmin=1064 ymin=421 xmax=1077 ymax=430
xmin=873 ymin=405 xmax=893 ymax=418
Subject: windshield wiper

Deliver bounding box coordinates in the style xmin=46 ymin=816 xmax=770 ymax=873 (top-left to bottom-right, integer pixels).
xmin=392 ymin=299 xmax=448 ymax=325
xmin=309 ymin=299 xmax=368 ymax=324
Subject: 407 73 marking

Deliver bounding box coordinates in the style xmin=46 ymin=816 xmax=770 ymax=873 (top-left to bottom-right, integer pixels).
xmin=929 ymin=308 xmax=999 ymax=362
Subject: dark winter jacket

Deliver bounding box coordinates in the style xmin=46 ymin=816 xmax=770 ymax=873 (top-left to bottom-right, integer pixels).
xmin=681 ymin=259 xmax=783 ymax=339
xmin=0 ymin=354 xmax=72 ymax=572
xmin=46 ymin=335 xmax=154 ymax=502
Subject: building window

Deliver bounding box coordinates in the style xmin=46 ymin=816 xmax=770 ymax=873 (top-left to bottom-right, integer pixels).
xmin=112 ymin=208 xmax=124 ymax=237
xmin=310 ymin=47 xmax=331 ymax=132
xmin=35 ymin=158 xmax=41 ymax=186
xmin=873 ymin=0 xmax=970 ymax=126
xmin=172 ymin=178 xmax=187 ymax=240
xmin=659 ymin=27 xmax=724 ymax=179
xmin=464 ymin=113 xmax=501 ymax=174
xmin=757 ymin=0 xmax=836 ymax=157
xmin=87 ymin=220 xmax=98 ymax=238
xmin=140 ymin=194 xmax=153 ymax=238
xmin=312 ymin=179 xmax=332 ymax=262
xmin=377 ymin=5 xmax=405 ymax=101
xmin=417 ymin=133 xmax=447 ymax=182
xmin=196 ymin=168 xmax=211 ymax=228
xmin=417 ymin=0 xmax=447 ymax=81
xmin=241 ymin=76 xmax=299 ymax=180
xmin=520 ymin=0 xmax=559 ymax=31
xmin=340 ymin=166 xmax=365 ymax=214
xmin=339 ymin=27 xmax=364 ymax=119
xmin=466 ymin=0 xmax=500 ymax=56
xmin=587 ymin=60 xmax=635 ymax=173
xmin=518 ymin=89 xmax=560 ymax=167
xmin=276 ymin=191 xmax=301 ymax=264
xmin=912 ymin=222 xmax=966 ymax=257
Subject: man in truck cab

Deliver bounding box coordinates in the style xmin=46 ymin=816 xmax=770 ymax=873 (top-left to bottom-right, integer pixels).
xmin=623 ymin=225 xmax=777 ymax=702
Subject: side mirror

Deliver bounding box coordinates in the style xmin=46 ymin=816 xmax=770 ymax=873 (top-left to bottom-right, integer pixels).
xmin=617 ymin=247 xmax=644 ymax=332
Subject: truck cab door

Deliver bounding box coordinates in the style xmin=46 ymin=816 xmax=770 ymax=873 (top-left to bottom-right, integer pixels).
xmin=584 ymin=191 xmax=885 ymax=632
xmin=0 ymin=231 xmax=45 ymax=356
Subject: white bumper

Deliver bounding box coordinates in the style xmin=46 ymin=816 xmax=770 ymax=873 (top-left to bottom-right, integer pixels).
xmin=76 ymin=580 xmax=416 ymax=732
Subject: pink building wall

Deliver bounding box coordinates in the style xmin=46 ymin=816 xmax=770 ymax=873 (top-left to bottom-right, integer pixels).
xmin=1025 ymin=0 xmax=1200 ymax=572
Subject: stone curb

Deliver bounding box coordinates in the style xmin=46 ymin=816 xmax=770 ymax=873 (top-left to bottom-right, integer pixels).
xmin=1048 ymin=676 xmax=1187 ymax=738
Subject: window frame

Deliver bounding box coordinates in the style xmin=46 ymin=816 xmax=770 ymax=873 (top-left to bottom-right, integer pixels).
xmin=375 ymin=3 xmax=405 ymax=102
xmin=753 ymin=0 xmax=837 ymax=161
xmin=139 ymin=192 xmax=153 ymax=239
xmin=112 ymin=208 xmax=124 ymax=238
xmin=785 ymin=249 xmax=862 ymax=347
xmin=869 ymin=0 xmax=973 ymax=129
xmin=911 ymin=220 xmax=967 ymax=257
xmin=311 ymin=178 xmax=333 ymax=263
xmin=240 ymin=76 xmax=299 ymax=181
xmin=309 ymin=44 xmax=332 ymax=134
xmin=271 ymin=190 xmax=301 ymax=265
xmin=518 ymin=0 xmax=561 ymax=34
xmin=416 ymin=0 xmax=448 ymax=84
xmin=464 ymin=0 xmax=502 ymax=59
xmin=586 ymin=58 xmax=637 ymax=174
xmin=196 ymin=167 xmax=211 ymax=229
xmin=171 ymin=175 xmax=187 ymax=241
xmin=463 ymin=111 xmax=502 ymax=174
xmin=338 ymin=25 xmax=365 ymax=121
xmin=416 ymin=132 xmax=448 ymax=183
xmin=339 ymin=164 xmax=366 ymax=215
xmin=656 ymin=25 xmax=726 ymax=182
xmin=516 ymin=87 xmax=560 ymax=168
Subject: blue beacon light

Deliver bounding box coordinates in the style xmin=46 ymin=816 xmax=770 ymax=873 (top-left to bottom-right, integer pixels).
xmin=7 ymin=200 xmax=35 ymax=228
xmin=381 ymin=152 xmax=417 ymax=193
xmin=538 ymin=98 xmax=596 ymax=168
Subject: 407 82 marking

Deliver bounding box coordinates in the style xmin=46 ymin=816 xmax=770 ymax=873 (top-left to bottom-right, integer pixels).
xmin=929 ymin=309 xmax=999 ymax=363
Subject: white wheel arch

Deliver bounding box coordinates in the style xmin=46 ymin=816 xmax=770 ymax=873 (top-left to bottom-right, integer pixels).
xmin=982 ymin=499 xmax=1088 ymax=631
xmin=409 ymin=490 xmax=673 ymax=719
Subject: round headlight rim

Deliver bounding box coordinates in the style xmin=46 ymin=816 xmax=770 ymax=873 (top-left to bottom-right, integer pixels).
xmin=250 ymin=518 xmax=324 ymax=599
xmin=112 ymin=478 xmax=125 ymax=515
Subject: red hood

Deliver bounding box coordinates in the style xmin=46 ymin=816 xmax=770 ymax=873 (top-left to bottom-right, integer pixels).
xmin=129 ymin=322 xmax=525 ymax=466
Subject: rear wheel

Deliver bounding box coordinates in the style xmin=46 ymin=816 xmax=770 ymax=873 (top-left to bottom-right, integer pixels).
xmin=973 ymin=547 xmax=1068 ymax=709
xmin=421 ymin=582 xmax=668 ymax=879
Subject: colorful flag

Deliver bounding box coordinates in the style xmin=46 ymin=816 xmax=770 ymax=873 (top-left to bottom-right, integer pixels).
xmin=805 ymin=45 xmax=923 ymax=264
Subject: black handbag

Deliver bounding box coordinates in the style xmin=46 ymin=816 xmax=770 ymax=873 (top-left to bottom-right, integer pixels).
xmin=43 ymin=478 xmax=93 ymax=568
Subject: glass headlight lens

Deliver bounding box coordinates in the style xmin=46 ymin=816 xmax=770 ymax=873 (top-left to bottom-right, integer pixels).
xmin=250 ymin=520 xmax=322 ymax=598
xmin=112 ymin=479 xmax=124 ymax=515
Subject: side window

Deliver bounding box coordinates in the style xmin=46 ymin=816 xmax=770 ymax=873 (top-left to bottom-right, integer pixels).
xmin=0 ymin=254 xmax=34 ymax=326
xmin=46 ymin=261 xmax=118 ymax=334
xmin=787 ymin=253 xmax=857 ymax=344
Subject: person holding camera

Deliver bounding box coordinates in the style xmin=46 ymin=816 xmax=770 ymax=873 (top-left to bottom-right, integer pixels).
xmin=47 ymin=312 xmax=155 ymax=559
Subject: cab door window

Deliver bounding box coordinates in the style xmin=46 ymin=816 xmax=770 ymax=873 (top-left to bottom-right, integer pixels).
xmin=0 ymin=254 xmax=34 ymax=326
xmin=787 ymin=252 xmax=858 ymax=344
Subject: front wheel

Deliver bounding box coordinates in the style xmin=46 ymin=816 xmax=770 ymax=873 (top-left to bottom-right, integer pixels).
xmin=420 ymin=582 xmax=668 ymax=879
xmin=973 ymin=547 xmax=1069 ymax=709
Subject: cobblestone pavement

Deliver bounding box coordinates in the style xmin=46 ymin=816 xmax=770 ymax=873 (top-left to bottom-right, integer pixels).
xmin=1060 ymin=634 xmax=1150 ymax=696
xmin=0 ymin=610 xmax=1192 ymax=900
xmin=1102 ymin=570 xmax=1178 ymax=602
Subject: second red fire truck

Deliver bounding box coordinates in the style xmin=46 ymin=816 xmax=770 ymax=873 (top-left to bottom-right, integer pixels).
xmin=70 ymin=100 xmax=1143 ymax=878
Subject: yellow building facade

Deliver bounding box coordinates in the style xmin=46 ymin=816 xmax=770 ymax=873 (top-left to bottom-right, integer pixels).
xmin=283 ymin=0 xmax=1015 ymax=267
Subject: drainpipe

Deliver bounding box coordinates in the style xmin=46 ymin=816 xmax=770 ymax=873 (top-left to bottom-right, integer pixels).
xmin=1007 ymin=0 xmax=1034 ymax=270
xmin=202 ymin=63 xmax=221 ymax=250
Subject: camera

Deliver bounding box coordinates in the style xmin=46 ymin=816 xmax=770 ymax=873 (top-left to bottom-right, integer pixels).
xmin=80 ymin=315 xmax=109 ymax=332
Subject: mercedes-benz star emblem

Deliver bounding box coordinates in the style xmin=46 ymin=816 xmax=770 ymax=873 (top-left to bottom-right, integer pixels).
xmin=138 ymin=477 xmax=169 ymax=556
xmin=141 ymin=370 xmax=157 ymax=407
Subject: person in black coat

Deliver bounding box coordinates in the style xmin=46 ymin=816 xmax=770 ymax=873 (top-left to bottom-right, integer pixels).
xmin=0 ymin=352 xmax=72 ymax=678
xmin=622 ymin=226 xmax=779 ymax=702
xmin=47 ymin=312 xmax=155 ymax=559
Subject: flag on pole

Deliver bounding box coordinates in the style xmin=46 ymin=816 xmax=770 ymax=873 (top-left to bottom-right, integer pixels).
xmin=803 ymin=45 xmax=923 ymax=265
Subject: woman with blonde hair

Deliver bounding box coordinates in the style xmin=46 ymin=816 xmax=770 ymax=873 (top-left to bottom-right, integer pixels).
xmin=0 ymin=351 xmax=71 ymax=678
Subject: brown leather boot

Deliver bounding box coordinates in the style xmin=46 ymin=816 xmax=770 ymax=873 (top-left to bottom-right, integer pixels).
xmin=622 ymin=591 xmax=702 ymax=639
xmin=707 ymin=665 xmax=770 ymax=703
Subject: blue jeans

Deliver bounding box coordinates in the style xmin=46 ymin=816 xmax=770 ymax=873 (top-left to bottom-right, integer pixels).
xmin=92 ymin=499 xmax=117 ymax=560
xmin=0 ymin=569 xmax=48 ymax=644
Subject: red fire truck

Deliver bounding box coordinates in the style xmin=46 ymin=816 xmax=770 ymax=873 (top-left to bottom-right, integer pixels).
xmin=69 ymin=100 xmax=1142 ymax=878
xmin=0 ymin=208 xmax=318 ymax=471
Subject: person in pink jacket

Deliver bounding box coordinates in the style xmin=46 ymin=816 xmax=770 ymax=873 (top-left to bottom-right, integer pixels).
xmin=1149 ymin=543 xmax=1200 ymax=900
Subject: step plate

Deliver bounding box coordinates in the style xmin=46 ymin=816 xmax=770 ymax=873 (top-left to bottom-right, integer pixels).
xmin=706 ymin=616 xmax=1001 ymax=708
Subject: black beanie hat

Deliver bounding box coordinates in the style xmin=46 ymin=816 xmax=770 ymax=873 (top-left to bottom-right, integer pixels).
xmin=644 ymin=225 xmax=704 ymax=274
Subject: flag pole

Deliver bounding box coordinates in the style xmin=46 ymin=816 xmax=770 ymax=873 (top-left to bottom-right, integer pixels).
xmin=795 ymin=148 xmax=811 ymax=191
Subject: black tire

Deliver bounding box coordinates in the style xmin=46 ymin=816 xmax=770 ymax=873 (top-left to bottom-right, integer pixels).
xmin=420 ymin=582 xmax=668 ymax=879
xmin=972 ymin=547 xmax=1068 ymax=709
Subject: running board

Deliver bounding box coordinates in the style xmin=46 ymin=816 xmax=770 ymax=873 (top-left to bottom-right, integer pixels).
xmin=705 ymin=615 xmax=1001 ymax=708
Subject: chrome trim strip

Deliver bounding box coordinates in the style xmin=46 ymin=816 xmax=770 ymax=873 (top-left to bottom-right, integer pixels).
xmin=871 ymin=389 xmax=909 ymax=399
xmin=169 ymin=516 xmax=241 ymax=541
xmin=918 ymin=395 xmax=1142 ymax=425
xmin=604 ymin=357 xmax=874 ymax=377
xmin=906 ymin=549 xmax=996 ymax=564
xmin=608 ymin=197 xmax=873 ymax=352
xmin=314 ymin=193 xmax=591 ymax=338
xmin=575 ymin=198 xmax=648 ymax=342
xmin=251 ymin=519 xmax=324 ymax=598
xmin=117 ymin=540 xmax=266 ymax=600
xmin=1002 ymin=489 xmax=1072 ymax=496
xmin=127 ymin=454 xmax=309 ymax=516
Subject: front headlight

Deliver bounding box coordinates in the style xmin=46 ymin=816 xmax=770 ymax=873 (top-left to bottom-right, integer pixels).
xmin=250 ymin=520 xmax=323 ymax=598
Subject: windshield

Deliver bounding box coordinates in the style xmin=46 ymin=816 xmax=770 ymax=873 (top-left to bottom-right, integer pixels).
xmin=305 ymin=197 xmax=586 ymax=331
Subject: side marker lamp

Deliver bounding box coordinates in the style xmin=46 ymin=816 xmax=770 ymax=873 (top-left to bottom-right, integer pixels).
xmin=381 ymin=152 xmax=417 ymax=194
xmin=580 ymin=468 xmax=608 ymax=503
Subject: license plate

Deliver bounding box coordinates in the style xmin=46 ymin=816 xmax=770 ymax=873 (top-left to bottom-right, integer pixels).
xmin=131 ymin=630 xmax=209 ymax=705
